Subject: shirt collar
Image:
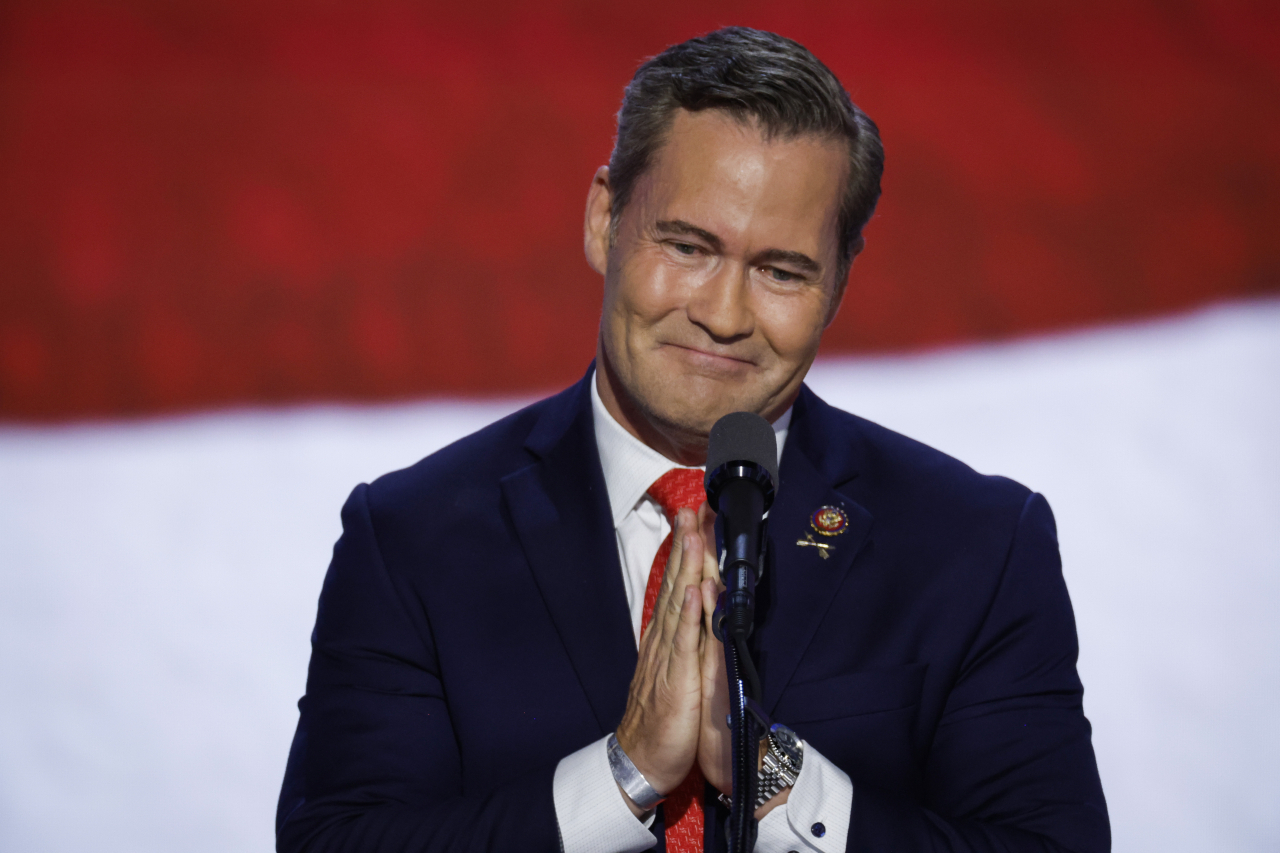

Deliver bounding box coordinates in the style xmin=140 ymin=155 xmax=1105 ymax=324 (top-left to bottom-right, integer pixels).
xmin=590 ymin=368 xmax=792 ymax=527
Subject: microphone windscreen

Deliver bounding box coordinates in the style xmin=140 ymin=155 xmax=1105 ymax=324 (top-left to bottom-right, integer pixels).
xmin=706 ymin=411 xmax=779 ymax=488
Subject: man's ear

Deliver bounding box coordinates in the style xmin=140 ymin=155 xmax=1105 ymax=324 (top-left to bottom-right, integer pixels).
xmin=584 ymin=166 xmax=613 ymax=276
xmin=824 ymin=235 xmax=864 ymax=328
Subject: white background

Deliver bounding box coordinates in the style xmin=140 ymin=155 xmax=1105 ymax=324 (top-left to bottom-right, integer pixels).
xmin=1 ymin=299 xmax=1276 ymax=852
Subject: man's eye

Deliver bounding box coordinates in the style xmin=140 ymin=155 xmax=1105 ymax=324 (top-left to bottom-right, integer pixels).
xmin=767 ymin=267 xmax=798 ymax=282
xmin=672 ymin=242 xmax=698 ymax=255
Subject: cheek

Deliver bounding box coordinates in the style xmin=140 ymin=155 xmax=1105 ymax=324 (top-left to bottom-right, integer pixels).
xmin=756 ymin=292 xmax=829 ymax=362
xmin=611 ymin=252 xmax=688 ymax=326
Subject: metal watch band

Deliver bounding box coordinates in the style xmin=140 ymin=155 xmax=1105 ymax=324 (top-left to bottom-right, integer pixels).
xmin=755 ymin=724 xmax=803 ymax=809
xmin=606 ymin=732 xmax=666 ymax=811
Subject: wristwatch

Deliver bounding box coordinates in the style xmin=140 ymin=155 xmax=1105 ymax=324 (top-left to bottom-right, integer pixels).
xmin=756 ymin=723 xmax=804 ymax=808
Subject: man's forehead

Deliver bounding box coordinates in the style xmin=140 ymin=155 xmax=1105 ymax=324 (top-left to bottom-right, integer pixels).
xmin=633 ymin=109 xmax=846 ymax=255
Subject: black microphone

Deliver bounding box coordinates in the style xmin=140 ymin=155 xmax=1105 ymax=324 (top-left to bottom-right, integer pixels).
xmin=705 ymin=412 xmax=777 ymax=853
xmin=704 ymin=411 xmax=778 ymax=646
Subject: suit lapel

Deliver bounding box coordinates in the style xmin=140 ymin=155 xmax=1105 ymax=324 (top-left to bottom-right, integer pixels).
xmin=501 ymin=375 xmax=637 ymax=735
xmin=756 ymin=387 xmax=873 ymax=716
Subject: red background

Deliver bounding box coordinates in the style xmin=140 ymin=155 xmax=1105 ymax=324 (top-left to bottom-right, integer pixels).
xmin=2 ymin=0 xmax=1278 ymax=420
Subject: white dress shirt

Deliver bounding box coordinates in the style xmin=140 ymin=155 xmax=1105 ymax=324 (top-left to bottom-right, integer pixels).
xmin=551 ymin=371 xmax=853 ymax=853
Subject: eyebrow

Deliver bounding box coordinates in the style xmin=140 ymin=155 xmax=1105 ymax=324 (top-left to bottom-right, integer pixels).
xmin=653 ymin=219 xmax=823 ymax=277
xmin=654 ymin=220 xmax=723 ymax=252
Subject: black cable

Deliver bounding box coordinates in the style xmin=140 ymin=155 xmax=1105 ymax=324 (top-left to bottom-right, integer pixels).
xmin=733 ymin=633 xmax=761 ymax=702
xmin=725 ymin=632 xmax=759 ymax=853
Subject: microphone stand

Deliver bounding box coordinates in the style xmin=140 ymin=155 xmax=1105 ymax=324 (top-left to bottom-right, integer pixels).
xmin=708 ymin=464 xmax=772 ymax=853
xmin=722 ymin=626 xmax=762 ymax=853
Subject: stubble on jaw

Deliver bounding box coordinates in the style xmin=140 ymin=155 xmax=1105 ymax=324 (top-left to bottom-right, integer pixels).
xmin=596 ymin=329 xmax=800 ymax=465
xmin=595 ymin=339 xmax=718 ymax=463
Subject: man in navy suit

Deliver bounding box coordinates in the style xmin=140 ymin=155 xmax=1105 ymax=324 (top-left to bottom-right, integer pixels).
xmin=277 ymin=27 xmax=1108 ymax=853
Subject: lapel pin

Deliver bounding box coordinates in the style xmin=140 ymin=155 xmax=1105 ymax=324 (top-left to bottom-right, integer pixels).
xmin=796 ymin=532 xmax=833 ymax=559
xmin=810 ymin=505 xmax=849 ymax=536
xmin=797 ymin=505 xmax=848 ymax=560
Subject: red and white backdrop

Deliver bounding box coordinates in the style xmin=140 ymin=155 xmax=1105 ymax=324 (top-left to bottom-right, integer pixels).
xmin=1 ymin=2 xmax=1277 ymax=852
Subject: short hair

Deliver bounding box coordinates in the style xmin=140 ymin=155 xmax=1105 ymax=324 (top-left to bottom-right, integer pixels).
xmin=609 ymin=27 xmax=884 ymax=283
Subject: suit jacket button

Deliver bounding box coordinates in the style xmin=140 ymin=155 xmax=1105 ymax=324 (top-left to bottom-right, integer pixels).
xmin=811 ymin=822 xmax=826 ymax=837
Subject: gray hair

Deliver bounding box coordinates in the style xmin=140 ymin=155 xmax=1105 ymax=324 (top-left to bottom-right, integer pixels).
xmin=609 ymin=27 xmax=884 ymax=283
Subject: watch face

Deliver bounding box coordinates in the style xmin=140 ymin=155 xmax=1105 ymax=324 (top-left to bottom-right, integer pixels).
xmin=769 ymin=724 xmax=803 ymax=766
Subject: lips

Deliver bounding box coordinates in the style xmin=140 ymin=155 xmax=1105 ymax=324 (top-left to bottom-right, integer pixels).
xmin=660 ymin=342 xmax=757 ymax=371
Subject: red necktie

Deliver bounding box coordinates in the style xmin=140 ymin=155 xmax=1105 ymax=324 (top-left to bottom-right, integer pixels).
xmin=641 ymin=467 xmax=708 ymax=853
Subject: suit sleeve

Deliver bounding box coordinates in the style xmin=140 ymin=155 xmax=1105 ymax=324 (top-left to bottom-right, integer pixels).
xmin=276 ymin=483 xmax=562 ymax=853
xmin=849 ymin=492 xmax=1110 ymax=853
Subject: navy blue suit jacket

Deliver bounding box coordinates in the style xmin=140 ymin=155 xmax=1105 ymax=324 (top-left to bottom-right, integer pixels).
xmin=277 ymin=370 xmax=1109 ymax=852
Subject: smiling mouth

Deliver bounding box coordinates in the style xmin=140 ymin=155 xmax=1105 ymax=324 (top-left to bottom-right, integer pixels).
xmin=662 ymin=343 xmax=755 ymax=369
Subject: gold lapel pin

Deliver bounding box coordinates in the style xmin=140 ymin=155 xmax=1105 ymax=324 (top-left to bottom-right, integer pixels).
xmin=796 ymin=505 xmax=849 ymax=560
xmin=796 ymin=532 xmax=833 ymax=559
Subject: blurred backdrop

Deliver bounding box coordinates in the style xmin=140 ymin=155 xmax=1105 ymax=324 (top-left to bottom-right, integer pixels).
xmin=2 ymin=0 xmax=1277 ymax=419
xmin=1 ymin=2 xmax=1279 ymax=852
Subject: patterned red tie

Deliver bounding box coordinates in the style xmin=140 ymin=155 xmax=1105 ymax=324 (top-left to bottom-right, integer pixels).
xmin=641 ymin=467 xmax=708 ymax=853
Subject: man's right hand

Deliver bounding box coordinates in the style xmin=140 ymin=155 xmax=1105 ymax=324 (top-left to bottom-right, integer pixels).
xmin=614 ymin=507 xmax=707 ymax=816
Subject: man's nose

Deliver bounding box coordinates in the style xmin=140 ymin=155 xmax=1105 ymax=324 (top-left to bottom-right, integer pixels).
xmin=686 ymin=263 xmax=754 ymax=342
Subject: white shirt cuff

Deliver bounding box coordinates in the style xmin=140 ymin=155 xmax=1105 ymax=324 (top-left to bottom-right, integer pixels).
xmin=553 ymin=735 xmax=658 ymax=853
xmin=754 ymin=740 xmax=852 ymax=853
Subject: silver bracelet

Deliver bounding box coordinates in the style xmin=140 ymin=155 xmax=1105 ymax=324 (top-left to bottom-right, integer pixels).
xmin=606 ymin=732 xmax=665 ymax=811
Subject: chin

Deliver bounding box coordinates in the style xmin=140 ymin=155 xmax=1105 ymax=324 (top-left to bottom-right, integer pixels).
xmin=643 ymin=376 xmax=771 ymax=436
